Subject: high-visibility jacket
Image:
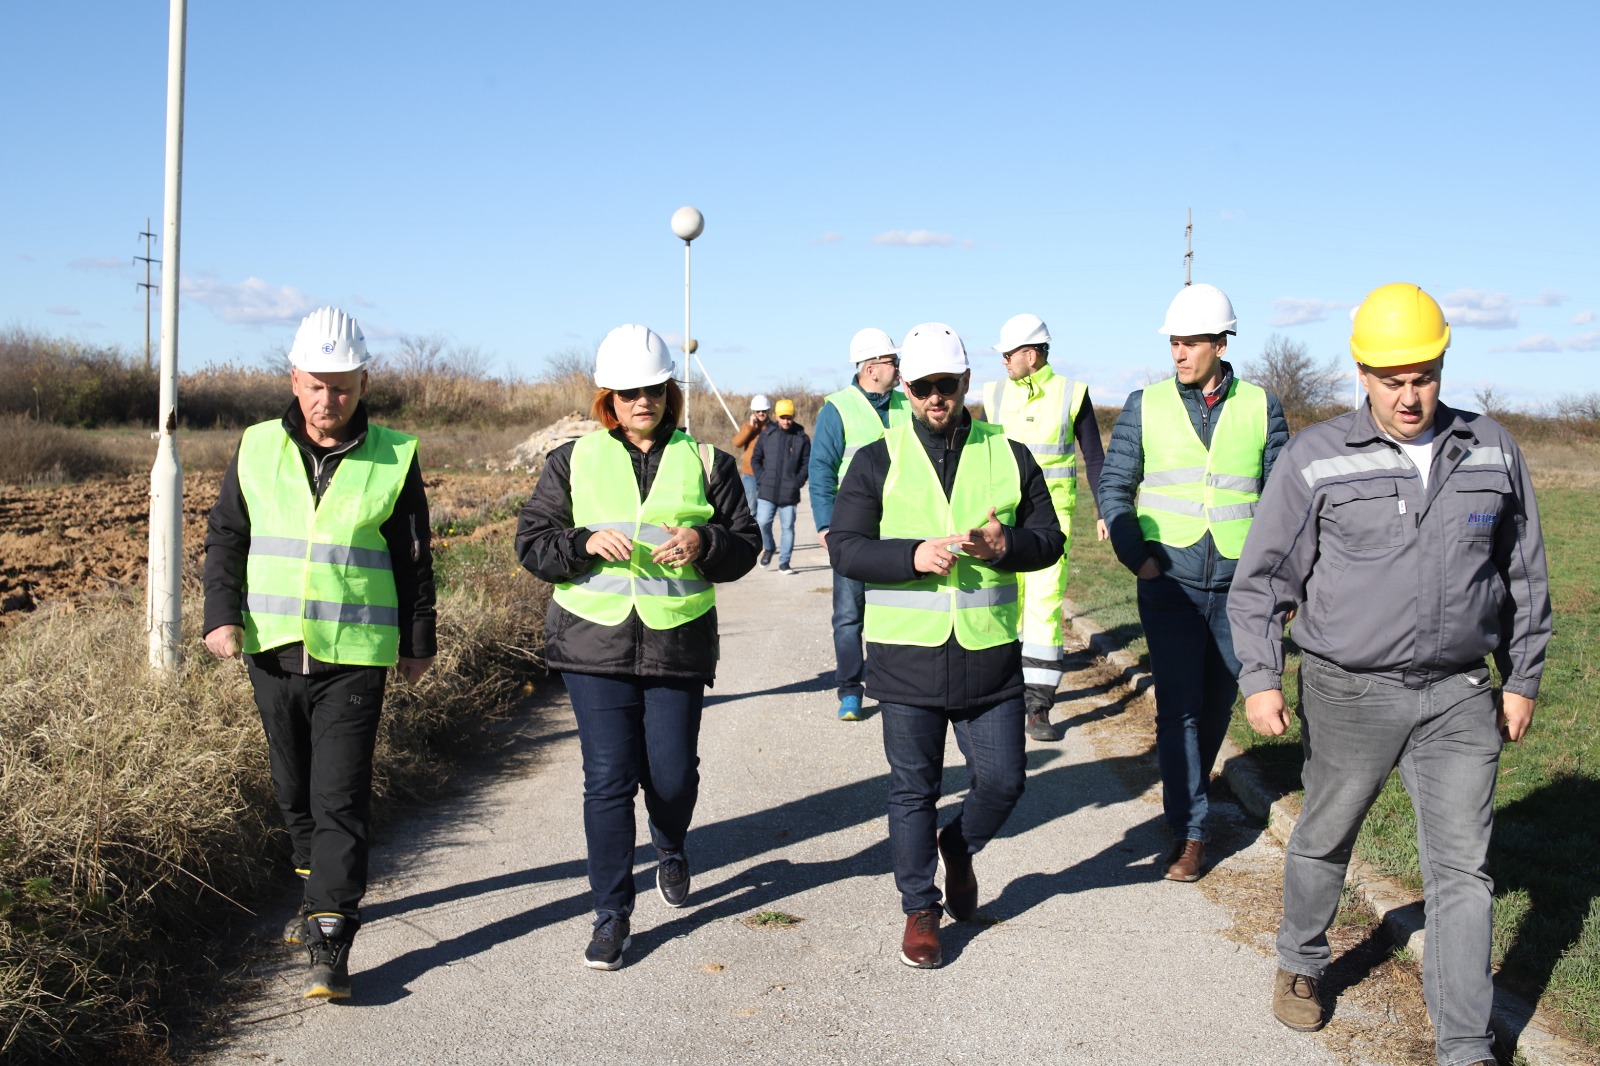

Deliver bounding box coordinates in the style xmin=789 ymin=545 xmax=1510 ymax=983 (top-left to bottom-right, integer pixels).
xmin=824 ymin=385 xmax=910 ymax=479
xmin=863 ymin=420 xmax=1022 ymax=650
xmin=1136 ymin=376 xmax=1267 ymax=559
xmin=983 ymin=364 xmax=1087 ymax=540
xmin=552 ymin=430 xmax=715 ymax=630
xmin=237 ymin=420 xmax=416 ymax=666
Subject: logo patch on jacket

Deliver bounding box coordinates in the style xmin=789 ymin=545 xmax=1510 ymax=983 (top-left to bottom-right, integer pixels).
xmin=1465 ymin=512 xmax=1497 ymax=526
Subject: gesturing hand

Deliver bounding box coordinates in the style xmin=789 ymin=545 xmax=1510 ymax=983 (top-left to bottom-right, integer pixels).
xmin=585 ymin=528 xmax=634 ymax=562
xmin=956 ymin=507 xmax=1007 ymax=561
xmin=650 ymin=524 xmax=702 ymax=568
xmin=914 ymin=535 xmax=967 ymax=577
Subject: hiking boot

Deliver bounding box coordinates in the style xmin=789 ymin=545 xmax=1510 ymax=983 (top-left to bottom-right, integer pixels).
xmin=1272 ymin=967 xmax=1326 ymax=1031
xmin=584 ymin=915 xmax=631 ymax=970
xmin=899 ymin=908 xmax=942 ymax=968
xmin=282 ymin=899 xmax=312 ymax=945
xmin=657 ymin=852 xmax=691 ymax=908
xmin=1163 ymin=839 xmax=1206 ymax=882
xmin=758 ymin=550 xmax=773 ymax=567
xmin=1024 ymin=709 xmax=1056 ymax=742
xmin=937 ymin=826 xmax=978 ymax=922
xmin=837 ymin=695 xmax=863 ymax=721
xmin=303 ymin=914 xmax=354 ymax=1000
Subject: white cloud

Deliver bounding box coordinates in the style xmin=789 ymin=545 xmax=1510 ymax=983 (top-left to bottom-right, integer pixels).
xmin=1568 ymin=331 xmax=1600 ymax=352
xmin=1573 ymin=310 xmax=1596 ymax=325
xmin=872 ymin=229 xmax=957 ymax=248
xmin=1505 ymin=331 xmax=1600 ymax=353
xmin=46 ymin=305 xmax=79 ymax=316
xmin=1522 ymin=288 xmax=1565 ymax=307
xmin=1271 ymin=297 xmax=1351 ymax=327
xmin=1513 ymin=334 xmax=1561 ymax=353
xmin=183 ymin=273 xmax=320 ymax=326
xmin=70 ymin=256 xmax=127 ymax=271
xmin=1440 ymin=289 xmax=1519 ymax=330
xmin=811 ymin=231 xmax=843 ymax=246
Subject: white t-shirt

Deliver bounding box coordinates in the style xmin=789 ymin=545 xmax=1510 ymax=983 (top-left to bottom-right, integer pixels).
xmin=1386 ymin=426 xmax=1437 ymax=491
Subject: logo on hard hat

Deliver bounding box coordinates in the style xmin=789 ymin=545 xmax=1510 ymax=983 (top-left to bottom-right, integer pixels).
xmin=321 ymin=342 xmax=336 ymax=354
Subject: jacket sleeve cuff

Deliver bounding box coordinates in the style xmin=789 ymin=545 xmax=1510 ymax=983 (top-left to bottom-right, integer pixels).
xmin=1236 ymin=670 xmax=1282 ymax=698
xmin=1502 ymin=676 xmax=1541 ymax=700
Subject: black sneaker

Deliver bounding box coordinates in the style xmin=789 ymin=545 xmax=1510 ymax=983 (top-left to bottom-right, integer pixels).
xmin=584 ymin=915 xmax=631 ymax=970
xmin=777 ymin=563 xmax=796 ymax=576
xmin=657 ymin=852 xmax=691 ymax=908
xmin=758 ymin=550 xmax=774 ymax=567
xmin=1024 ymin=709 xmax=1056 ymax=742
xmin=303 ymin=914 xmax=354 ymax=999
xmin=282 ymin=899 xmax=312 ymax=945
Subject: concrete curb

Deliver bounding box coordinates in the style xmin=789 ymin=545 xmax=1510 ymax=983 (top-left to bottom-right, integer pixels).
xmin=1062 ymin=598 xmax=1591 ymax=1066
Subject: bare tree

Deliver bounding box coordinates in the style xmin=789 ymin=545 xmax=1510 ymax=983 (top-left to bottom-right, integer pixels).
xmin=1472 ymin=384 xmax=1507 ymax=416
xmin=1242 ymin=334 xmax=1348 ymax=427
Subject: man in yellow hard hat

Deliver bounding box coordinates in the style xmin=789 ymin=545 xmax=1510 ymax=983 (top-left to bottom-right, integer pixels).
xmin=202 ymin=307 xmax=436 ymax=1001
xmin=1229 ymin=283 xmax=1551 ymax=1064
xmin=981 ymin=312 xmax=1108 ymax=741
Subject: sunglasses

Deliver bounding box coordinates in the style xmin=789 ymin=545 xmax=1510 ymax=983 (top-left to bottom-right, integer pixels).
xmin=905 ymin=376 xmax=963 ymax=399
xmin=615 ymin=382 xmax=668 ymax=401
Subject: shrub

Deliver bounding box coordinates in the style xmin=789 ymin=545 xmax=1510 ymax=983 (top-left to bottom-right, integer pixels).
xmin=0 ymin=416 xmax=130 ymax=485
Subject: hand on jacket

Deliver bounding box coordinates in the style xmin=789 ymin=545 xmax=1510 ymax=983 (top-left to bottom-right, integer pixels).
xmin=650 ymin=524 xmax=702 ymax=567
xmin=204 ymin=625 xmax=243 ymax=660
xmin=1244 ymin=689 xmax=1292 ymax=736
xmin=914 ymin=535 xmax=968 ymax=577
xmin=586 ymin=528 xmax=634 ymax=562
xmin=956 ymin=508 xmax=1007 ymax=561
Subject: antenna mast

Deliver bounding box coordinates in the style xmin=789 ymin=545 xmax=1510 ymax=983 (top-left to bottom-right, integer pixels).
xmin=1184 ymin=207 xmax=1193 ymax=286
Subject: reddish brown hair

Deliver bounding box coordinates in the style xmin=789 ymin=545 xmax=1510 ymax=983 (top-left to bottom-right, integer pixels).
xmin=591 ymin=380 xmax=684 ymax=432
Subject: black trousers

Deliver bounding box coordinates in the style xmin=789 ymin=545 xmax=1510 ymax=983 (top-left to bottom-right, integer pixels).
xmin=246 ymin=656 xmax=386 ymax=922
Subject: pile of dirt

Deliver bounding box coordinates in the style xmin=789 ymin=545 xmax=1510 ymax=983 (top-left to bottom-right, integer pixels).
xmin=487 ymin=413 xmax=598 ymax=476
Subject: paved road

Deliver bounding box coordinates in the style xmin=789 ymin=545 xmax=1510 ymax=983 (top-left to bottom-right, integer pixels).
xmin=212 ymin=502 xmax=1348 ymax=1066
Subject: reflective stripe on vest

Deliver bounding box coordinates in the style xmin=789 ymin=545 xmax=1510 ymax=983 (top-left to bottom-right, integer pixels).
xmin=236 ymin=420 xmax=414 ymax=666
xmin=1135 ymin=377 xmax=1268 ymax=559
xmin=825 ymin=385 xmax=911 ymax=479
xmin=982 ymin=366 xmax=1086 ymax=550
xmin=863 ymin=420 xmax=1022 ymax=650
xmin=552 ymin=430 xmax=715 ymax=630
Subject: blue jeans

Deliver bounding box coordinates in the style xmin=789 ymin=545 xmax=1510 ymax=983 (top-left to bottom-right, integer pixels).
xmin=879 ymin=697 xmax=1027 ymax=915
xmin=1281 ymin=654 xmax=1499 ymax=1066
xmin=831 ymin=571 xmax=865 ymax=698
xmin=754 ymin=498 xmax=796 ymax=565
xmin=1137 ymin=574 xmax=1240 ymax=842
xmin=740 ymin=473 xmax=758 ymax=518
xmin=561 ymin=672 xmax=704 ymax=921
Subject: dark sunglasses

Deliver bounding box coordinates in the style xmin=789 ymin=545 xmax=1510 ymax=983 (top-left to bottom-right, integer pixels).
xmin=905 ymin=376 xmax=963 ymax=399
xmin=615 ymin=382 xmax=668 ymax=401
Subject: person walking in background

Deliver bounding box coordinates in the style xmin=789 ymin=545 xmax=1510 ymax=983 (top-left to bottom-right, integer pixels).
xmin=1230 ymin=284 xmax=1550 ymax=1064
xmin=828 ymin=323 xmax=1063 ymax=969
xmin=202 ymin=307 xmax=436 ymax=1001
xmin=751 ymin=398 xmax=810 ymax=574
xmin=981 ymin=312 xmax=1107 ymax=742
xmin=732 ymin=394 xmax=771 ymax=516
xmin=810 ymin=327 xmax=911 ymax=720
xmin=515 ymin=324 xmax=759 ymax=970
xmin=1098 ymin=284 xmax=1289 ymax=883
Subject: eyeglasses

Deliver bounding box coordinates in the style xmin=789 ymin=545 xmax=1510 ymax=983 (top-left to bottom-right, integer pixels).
xmin=615 ymin=383 xmax=668 ymax=401
xmin=1000 ymin=347 xmax=1034 ymax=361
xmin=866 ymin=355 xmax=900 ymax=368
xmin=905 ymin=376 xmax=963 ymax=399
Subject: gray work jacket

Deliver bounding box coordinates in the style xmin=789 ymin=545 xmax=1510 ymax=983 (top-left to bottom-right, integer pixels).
xmin=1228 ymin=401 xmax=1551 ymax=699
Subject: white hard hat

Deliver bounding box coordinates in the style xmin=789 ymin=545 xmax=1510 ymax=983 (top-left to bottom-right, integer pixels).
xmin=290 ymin=307 xmax=369 ymax=372
xmin=898 ymin=322 xmax=969 ymax=382
xmin=594 ymin=324 xmax=674 ymax=389
xmin=992 ymin=312 xmax=1050 ymax=353
xmin=849 ymin=327 xmax=899 ymax=364
xmin=750 ymin=393 xmax=772 ymax=411
xmin=1158 ymin=283 xmax=1237 ymax=336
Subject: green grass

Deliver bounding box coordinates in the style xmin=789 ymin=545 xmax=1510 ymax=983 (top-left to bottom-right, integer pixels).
xmin=1070 ymin=477 xmax=1600 ymax=1047
xmin=743 ymin=910 xmax=803 ymax=928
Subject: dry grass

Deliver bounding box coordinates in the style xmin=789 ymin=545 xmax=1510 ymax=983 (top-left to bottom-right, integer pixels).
xmin=0 ymin=539 xmax=545 ymax=1061
xmin=0 ymin=416 xmax=135 ymax=485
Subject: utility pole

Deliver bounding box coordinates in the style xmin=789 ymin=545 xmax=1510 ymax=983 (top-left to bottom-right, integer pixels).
xmin=1184 ymin=207 xmax=1193 ymax=286
xmin=134 ymin=217 xmax=159 ymax=370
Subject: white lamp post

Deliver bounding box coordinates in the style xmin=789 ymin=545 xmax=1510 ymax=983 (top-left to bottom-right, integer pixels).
xmin=670 ymin=206 xmax=704 ymax=433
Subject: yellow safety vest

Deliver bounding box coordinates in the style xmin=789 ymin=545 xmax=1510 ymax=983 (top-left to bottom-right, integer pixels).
xmin=863 ymin=421 xmax=1022 ymax=650
xmin=1136 ymin=377 xmax=1267 ymax=559
xmin=553 ymin=430 xmax=715 ymax=630
xmin=983 ymin=364 xmax=1086 ymax=543
xmin=237 ymin=420 xmax=415 ymax=667
xmin=824 ymin=385 xmax=911 ymax=479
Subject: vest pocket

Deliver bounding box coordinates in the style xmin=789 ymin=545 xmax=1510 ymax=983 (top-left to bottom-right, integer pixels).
xmin=1326 ymin=477 xmax=1405 ymax=552
xmin=1446 ymin=469 xmax=1512 ymax=542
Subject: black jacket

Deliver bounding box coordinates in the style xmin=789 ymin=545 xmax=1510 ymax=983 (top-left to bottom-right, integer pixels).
xmin=827 ymin=411 xmax=1064 ymax=711
xmin=751 ymin=421 xmax=810 ymax=506
xmin=202 ymin=401 xmax=437 ymax=674
xmin=515 ymin=425 xmax=759 ymax=683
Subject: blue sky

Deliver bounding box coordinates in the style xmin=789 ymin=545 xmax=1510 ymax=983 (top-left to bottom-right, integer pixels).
xmin=5 ymin=2 xmax=1597 ymax=420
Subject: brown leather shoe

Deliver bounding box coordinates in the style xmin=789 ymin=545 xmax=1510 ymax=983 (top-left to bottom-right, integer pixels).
xmin=937 ymin=827 xmax=978 ymax=922
xmin=900 ymin=908 xmax=942 ymax=968
xmin=1272 ymin=967 xmax=1326 ymax=1031
xmin=1163 ymin=839 xmax=1205 ymax=882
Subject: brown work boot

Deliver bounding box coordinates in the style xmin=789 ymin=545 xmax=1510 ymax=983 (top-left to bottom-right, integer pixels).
xmin=899 ymin=908 xmax=942 ymax=968
xmin=1163 ymin=839 xmax=1206 ymax=882
xmin=1272 ymin=967 xmax=1326 ymax=1031
xmin=937 ymin=826 xmax=978 ymax=922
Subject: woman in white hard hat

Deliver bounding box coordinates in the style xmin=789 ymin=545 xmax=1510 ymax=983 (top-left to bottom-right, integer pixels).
xmin=515 ymin=324 xmax=759 ymax=970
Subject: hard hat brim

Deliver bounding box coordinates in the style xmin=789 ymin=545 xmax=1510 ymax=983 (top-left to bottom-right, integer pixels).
xmin=1351 ymin=325 xmax=1450 ymax=368
xmin=595 ymin=365 xmax=674 ymax=390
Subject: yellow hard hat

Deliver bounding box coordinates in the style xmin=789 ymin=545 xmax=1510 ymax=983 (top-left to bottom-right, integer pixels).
xmin=1350 ymin=283 xmax=1451 ymax=367
xmin=774 ymin=399 xmax=795 ymax=417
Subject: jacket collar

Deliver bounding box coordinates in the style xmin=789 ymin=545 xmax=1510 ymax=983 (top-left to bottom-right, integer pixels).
xmin=911 ymin=406 xmax=971 ymax=450
xmin=1345 ymin=400 xmax=1475 ymax=449
xmin=281 ymin=399 xmax=370 ymax=453
xmin=1014 ymin=361 xmax=1057 ymax=398
xmin=1176 ymin=360 xmax=1233 ymax=399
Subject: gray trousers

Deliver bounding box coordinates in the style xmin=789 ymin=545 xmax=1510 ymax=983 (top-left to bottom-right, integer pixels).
xmin=1279 ymin=653 xmax=1500 ymax=1066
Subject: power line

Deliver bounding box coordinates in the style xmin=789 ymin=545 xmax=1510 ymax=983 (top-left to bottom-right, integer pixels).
xmin=1184 ymin=207 xmax=1193 ymax=286
xmin=134 ymin=217 xmax=160 ymax=371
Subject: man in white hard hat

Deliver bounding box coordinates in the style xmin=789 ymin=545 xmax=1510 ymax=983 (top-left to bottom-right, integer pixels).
xmin=809 ymin=328 xmax=912 ymax=721
xmin=1098 ymin=284 xmax=1288 ymax=882
xmin=981 ymin=312 xmax=1108 ymax=741
xmin=202 ymin=307 xmax=436 ymax=1001
xmin=1230 ymin=284 xmax=1549 ymax=1063
xmin=732 ymin=394 xmax=772 ymax=516
xmin=828 ymin=323 xmax=1063 ymax=969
